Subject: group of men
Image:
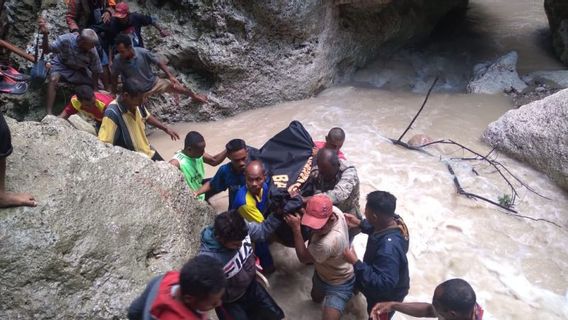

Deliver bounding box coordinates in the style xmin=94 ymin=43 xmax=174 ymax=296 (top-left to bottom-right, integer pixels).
xmin=5 ymin=1 xmax=484 ymax=319
xmin=38 ymin=0 xmax=207 ymax=116
xmin=124 ymin=126 xmax=483 ymax=320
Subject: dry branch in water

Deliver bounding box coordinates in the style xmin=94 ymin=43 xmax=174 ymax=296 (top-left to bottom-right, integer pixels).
xmin=389 ymin=78 xmax=559 ymax=228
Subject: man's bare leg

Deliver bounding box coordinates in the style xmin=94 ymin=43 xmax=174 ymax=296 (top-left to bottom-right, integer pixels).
xmin=0 ymin=157 xmax=36 ymax=208
xmin=46 ymin=73 xmax=60 ymax=115
xmin=168 ymin=84 xmax=208 ymax=103
xmin=322 ymin=307 xmax=341 ymax=320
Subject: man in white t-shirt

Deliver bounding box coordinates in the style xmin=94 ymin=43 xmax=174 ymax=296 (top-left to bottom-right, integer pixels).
xmin=284 ymin=194 xmax=355 ymax=320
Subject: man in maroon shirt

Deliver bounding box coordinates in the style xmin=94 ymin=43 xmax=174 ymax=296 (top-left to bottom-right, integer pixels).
xmin=314 ymin=127 xmax=346 ymax=160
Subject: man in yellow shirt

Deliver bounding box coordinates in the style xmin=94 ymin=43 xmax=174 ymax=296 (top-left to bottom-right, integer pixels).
xmin=98 ymin=80 xmax=179 ymax=161
xmin=231 ymin=160 xmax=274 ymax=272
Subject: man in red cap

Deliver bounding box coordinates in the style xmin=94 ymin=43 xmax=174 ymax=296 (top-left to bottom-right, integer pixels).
xmin=284 ymin=194 xmax=355 ymax=320
xmin=106 ymin=2 xmax=170 ymax=51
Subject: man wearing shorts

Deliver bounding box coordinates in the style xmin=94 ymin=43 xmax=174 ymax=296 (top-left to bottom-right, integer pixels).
xmin=111 ymin=34 xmax=207 ymax=103
xmin=39 ymin=19 xmax=103 ymax=115
xmin=0 ymin=114 xmax=36 ymax=208
xmin=285 ymin=194 xmax=355 ymax=320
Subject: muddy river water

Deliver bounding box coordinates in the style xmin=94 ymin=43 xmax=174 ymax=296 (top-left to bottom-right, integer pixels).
xmin=150 ymin=0 xmax=568 ymax=319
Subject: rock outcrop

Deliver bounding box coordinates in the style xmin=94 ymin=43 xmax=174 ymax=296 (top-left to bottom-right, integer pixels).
xmin=482 ymin=89 xmax=568 ymax=190
xmin=466 ymin=51 xmax=527 ymax=94
xmin=0 ymin=116 xmax=214 ymax=319
xmin=545 ymin=0 xmax=568 ymax=65
xmin=1 ymin=0 xmax=468 ymax=121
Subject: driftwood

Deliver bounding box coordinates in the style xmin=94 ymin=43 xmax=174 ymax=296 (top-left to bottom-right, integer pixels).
xmin=0 ymin=39 xmax=35 ymax=62
xmin=389 ymin=78 xmax=559 ymax=228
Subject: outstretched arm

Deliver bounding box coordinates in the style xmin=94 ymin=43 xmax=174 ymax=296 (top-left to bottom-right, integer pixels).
xmin=38 ymin=18 xmax=50 ymax=53
xmin=371 ymin=302 xmax=435 ymax=319
xmin=195 ymin=180 xmax=212 ymax=197
xmin=203 ymin=150 xmax=227 ymax=166
xmin=146 ymin=115 xmax=179 ymax=141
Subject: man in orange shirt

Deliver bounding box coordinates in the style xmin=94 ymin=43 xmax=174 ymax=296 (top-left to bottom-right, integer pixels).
xmin=59 ymin=85 xmax=114 ymax=127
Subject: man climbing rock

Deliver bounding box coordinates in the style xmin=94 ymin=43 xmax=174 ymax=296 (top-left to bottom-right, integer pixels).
xmin=111 ymin=34 xmax=207 ymax=103
xmin=343 ymin=191 xmax=410 ymax=319
xmin=39 ymin=19 xmax=102 ymax=115
xmin=65 ymin=0 xmax=116 ymax=33
xmin=98 ymin=79 xmax=179 ymax=161
xmin=105 ymin=2 xmax=170 ymax=51
xmin=58 ymin=85 xmax=114 ymax=129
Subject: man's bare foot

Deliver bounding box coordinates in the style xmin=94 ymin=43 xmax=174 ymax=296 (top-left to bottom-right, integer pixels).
xmin=0 ymin=191 xmax=37 ymax=208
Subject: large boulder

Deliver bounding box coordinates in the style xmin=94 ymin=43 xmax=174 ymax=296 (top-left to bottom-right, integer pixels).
xmin=1 ymin=0 xmax=469 ymax=121
xmin=482 ymin=89 xmax=568 ymax=190
xmin=466 ymin=51 xmax=527 ymax=94
xmin=545 ymin=0 xmax=568 ymax=65
xmin=0 ymin=116 xmax=214 ymax=319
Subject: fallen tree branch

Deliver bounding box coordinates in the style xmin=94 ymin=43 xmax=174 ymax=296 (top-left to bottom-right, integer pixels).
xmin=396 ymin=77 xmax=438 ymax=143
xmin=445 ymin=163 xmax=561 ymax=228
xmin=388 ymin=80 xmax=555 ymax=226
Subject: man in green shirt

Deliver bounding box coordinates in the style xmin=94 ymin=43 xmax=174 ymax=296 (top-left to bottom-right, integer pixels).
xmin=169 ymin=131 xmax=226 ymax=200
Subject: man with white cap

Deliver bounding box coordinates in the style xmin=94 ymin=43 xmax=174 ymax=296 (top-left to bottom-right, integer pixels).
xmin=284 ymin=194 xmax=355 ymax=320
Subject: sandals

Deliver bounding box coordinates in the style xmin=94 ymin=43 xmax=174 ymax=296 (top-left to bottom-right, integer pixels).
xmin=0 ymin=75 xmax=28 ymax=95
xmin=0 ymin=63 xmax=30 ymax=82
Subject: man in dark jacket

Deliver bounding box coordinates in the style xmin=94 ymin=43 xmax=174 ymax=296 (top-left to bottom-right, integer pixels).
xmin=127 ymin=255 xmax=227 ymax=320
xmin=65 ymin=0 xmax=116 ymax=33
xmin=199 ymin=210 xmax=285 ymax=320
xmin=343 ymin=190 xmax=410 ymax=319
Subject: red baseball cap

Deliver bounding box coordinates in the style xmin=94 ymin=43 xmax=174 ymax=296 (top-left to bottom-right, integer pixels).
xmin=301 ymin=195 xmax=333 ymax=230
xmin=114 ymin=2 xmax=129 ymax=18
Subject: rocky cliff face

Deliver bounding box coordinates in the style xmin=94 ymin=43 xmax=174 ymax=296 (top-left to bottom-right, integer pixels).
xmin=482 ymin=89 xmax=568 ymax=191
xmin=545 ymin=0 xmax=568 ymax=66
xmin=0 ymin=116 xmax=214 ymax=319
xmin=1 ymin=0 xmax=468 ymax=121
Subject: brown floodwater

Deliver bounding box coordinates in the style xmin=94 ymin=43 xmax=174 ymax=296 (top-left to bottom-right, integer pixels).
xmin=148 ymin=0 xmax=568 ymax=319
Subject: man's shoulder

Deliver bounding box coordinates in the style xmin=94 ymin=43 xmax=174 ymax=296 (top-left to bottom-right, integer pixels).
xmin=102 ymin=100 xmax=120 ymax=116
xmin=373 ymin=229 xmax=408 ymax=255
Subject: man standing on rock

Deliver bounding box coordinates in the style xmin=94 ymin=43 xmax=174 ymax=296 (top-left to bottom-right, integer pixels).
xmin=199 ymin=210 xmax=285 ymax=320
xmin=98 ymin=80 xmax=180 ymax=161
xmin=0 ymin=114 xmax=36 ymax=208
xmin=105 ymin=2 xmax=170 ymax=51
xmin=342 ymin=191 xmax=410 ymax=319
xmin=169 ymin=131 xmax=226 ymax=199
xmin=194 ymin=138 xmax=249 ymax=208
xmin=39 ymin=20 xmax=103 ymax=115
xmin=111 ymin=34 xmax=207 ymax=103
xmin=314 ymin=127 xmax=347 ymax=160
xmin=127 ymin=255 xmax=227 ymax=320
xmin=284 ymin=195 xmax=355 ymax=320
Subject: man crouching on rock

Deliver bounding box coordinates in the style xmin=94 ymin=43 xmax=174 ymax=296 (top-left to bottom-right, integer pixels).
xmin=199 ymin=210 xmax=285 ymax=320
xmin=98 ymin=79 xmax=179 ymax=161
xmin=127 ymin=255 xmax=226 ymax=320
